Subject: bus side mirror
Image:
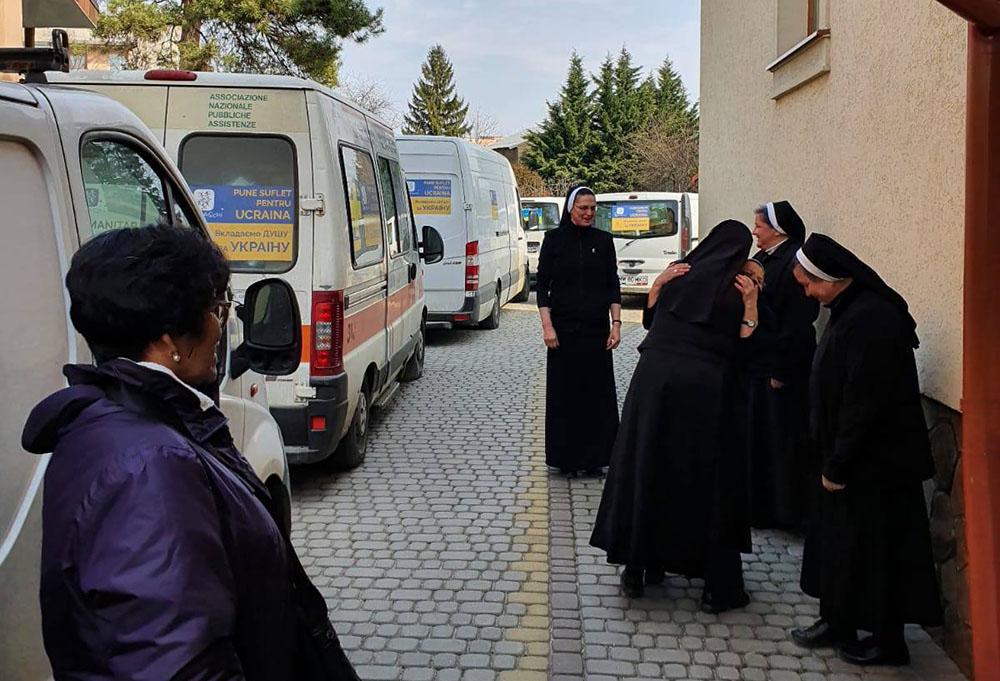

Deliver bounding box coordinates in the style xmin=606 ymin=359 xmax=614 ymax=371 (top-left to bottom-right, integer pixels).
xmin=420 ymin=225 xmax=444 ymax=265
xmin=231 ymin=278 xmax=302 ymax=379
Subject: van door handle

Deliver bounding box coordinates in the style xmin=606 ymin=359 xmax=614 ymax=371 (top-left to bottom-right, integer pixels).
xmin=408 ymin=262 xmax=417 ymax=281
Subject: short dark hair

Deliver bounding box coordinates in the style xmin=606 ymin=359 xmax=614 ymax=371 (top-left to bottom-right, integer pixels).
xmin=67 ymin=224 xmax=230 ymax=363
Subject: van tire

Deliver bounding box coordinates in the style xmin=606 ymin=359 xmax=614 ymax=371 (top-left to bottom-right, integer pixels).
xmin=511 ymin=266 xmax=530 ymax=303
xmin=325 ymin=380 xmax=370 ymax=471
xmin=400 ymin=319 xmax=425 ymax=382
xmin=480 ymin=287 xmax=501 ymax=330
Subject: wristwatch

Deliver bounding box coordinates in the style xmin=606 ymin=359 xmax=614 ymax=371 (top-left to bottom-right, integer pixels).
xmin=741 ymin=319 xmax=757 ymax=328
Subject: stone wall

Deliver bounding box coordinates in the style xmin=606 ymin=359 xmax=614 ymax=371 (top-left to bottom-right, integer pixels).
xmin=924 ymin=397 xmax=971 ymax=678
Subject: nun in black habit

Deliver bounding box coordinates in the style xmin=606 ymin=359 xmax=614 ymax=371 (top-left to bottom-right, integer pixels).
xmin=590 ymin=221 xmax=758 ymax=610
xmin=790 ymin=234 xmax=941 ymax=667
xmin=535 ymin=185 xmax=622 ymax=475
xmin=747 ymin=201 xmax=820 ymax=530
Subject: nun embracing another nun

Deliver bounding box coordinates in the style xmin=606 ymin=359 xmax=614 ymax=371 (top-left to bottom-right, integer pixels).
xmin=590 ymin=220 xmax=761 ymax=611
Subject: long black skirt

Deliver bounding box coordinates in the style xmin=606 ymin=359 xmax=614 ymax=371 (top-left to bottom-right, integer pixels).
xmin=746 ymin=375 xmax=815 ymax=530
xmin=590 ymin=348 xmax=750 ymax=576
xmin=544 ymin=334 xmax=618 ymax=471
xmin=800 ymin=480 xmax=942 ymax=631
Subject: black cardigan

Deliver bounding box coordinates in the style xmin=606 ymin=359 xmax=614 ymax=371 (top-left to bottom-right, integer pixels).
xmin=536 ymin=225 xmax=621 ymax=335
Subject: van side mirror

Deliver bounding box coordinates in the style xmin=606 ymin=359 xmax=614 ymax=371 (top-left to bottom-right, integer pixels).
xmin=231 ymin=278 xmax=302 ymax=379
xmin=420 ymin=225 xmax=444 ymax=265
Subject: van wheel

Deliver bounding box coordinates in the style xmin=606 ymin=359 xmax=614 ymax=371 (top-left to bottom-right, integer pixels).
xmin=480 ymin=287 xmax=501 ymax=330
xmin=512 ymin=266 xmax=530 ymax=303
xmin=400 ymin=320 xmax=425 ymax=382
xmin=325 ymin=380 xmax=370 ymax=471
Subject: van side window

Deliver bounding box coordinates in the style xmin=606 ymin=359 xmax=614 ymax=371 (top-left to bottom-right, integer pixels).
xmin=179 ymin=134 xmax=298 ymax=274
xmin=377 ymin=157 xmax=401 ymax=258
xmin=341 ymin=146 xmax=385 ymax=269
xmin=388 ymin=161 xmax=414 ymax=254
xmin=81 ymin=139 xmax=170 ymax=235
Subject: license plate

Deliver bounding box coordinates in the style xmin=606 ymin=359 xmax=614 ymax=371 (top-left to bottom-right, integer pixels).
xmin=619 ymin=274 xmax=648 ymax=287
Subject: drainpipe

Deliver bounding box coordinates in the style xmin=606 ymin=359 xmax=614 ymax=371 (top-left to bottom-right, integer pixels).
xmin=936 ymin=2 xmax=1000 ymax=678
xmin=962 ymin=23 xmax=1000 ymax=681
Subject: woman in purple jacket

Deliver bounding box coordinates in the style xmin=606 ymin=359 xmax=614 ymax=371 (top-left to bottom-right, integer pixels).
xmin=23 ymin=225 xmax=305 ymax=681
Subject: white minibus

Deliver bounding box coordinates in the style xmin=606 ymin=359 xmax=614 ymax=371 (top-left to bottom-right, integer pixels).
xmin=397 ymin=136 xmax=529 ymax=329
xmin=595 ymin=191 xmax=699 ymax=295
xmin=50 ymin=70 xmax=445 ymax=469
xmin=520 ymin=196 xmax=565 ymax=287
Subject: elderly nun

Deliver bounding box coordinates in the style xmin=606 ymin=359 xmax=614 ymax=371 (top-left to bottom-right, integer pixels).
xmin=535 ymin=185 xmax=622 ymax=477
xmin=790 ymin=234 xmax=941 ymax=667
xmin=746 ymin=201 xmax=820 ymax=530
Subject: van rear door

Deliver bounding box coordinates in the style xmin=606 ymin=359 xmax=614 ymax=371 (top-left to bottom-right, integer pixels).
xmin=168 ymin=87 xmax=313 ymax=408
xmin=404 ymin=166 xmax=465 ymax=314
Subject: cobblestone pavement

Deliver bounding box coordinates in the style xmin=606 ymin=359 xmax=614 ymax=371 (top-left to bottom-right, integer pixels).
xmin=291 ymin=298 xmax=966 ymax=681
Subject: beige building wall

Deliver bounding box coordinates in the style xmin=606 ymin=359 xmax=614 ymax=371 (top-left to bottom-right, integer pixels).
xmin=0 ymin=0 xmax=21 ymax=48
xmin=700 ymin=0 xmax=967 ymax=410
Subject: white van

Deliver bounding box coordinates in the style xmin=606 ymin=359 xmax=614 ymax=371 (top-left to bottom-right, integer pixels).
xmin=520 ymin=196 xmax=565 ymax=287
xmin=0 ymin=35 xmax=304 ymax=681
xmin=397 ymin=136 xmax=529 ymax=329
xmin=595 ymin=191 xmax=700 ymax=295
xmin=49 ymin=69 xmax=445 ymax=469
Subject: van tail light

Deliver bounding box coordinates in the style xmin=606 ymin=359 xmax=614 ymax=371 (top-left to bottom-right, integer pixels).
xmin=465 ymin=241 xmax=480 ymax=293
xmin=681 ymin=224 xmax=691 ymax=257
xmin=310 ymin=290 xmax=344 ymax=377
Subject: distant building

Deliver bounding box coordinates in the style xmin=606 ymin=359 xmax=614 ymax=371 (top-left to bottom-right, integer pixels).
xmin=469 ymin=135 xmax=504 ymax=148
xmin=0 ymin=0 xmax=98 ymax=83
xmin=490 ymin=129 xmax=532 ymax=166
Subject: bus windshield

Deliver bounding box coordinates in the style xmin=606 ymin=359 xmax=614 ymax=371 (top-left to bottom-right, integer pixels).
xmin=595 ymin=200 xmax=679 ymax=239
xmin=521 ymin=201 xmax=561 ymax=231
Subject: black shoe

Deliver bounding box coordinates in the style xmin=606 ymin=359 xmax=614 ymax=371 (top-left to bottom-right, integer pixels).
xmin=582 ymin=467 xmax=606 ymax=478
xmin=838 ymin=636 xmax=910 ymax=666
xmin=644 ymin=569 xmax=665 ymax=586
xmin=790 ymin=619 xmax=857 ymax=649
xmin=620 ymin=567 xmax=644 ymax=598
xmin=701 ymin=591 xmax=750 ymax=614
xmin=558 ymin=468 xmax=578 ymax=478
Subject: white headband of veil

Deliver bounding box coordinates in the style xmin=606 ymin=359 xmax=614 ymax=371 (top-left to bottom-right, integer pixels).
xmin=566 ymin=186 xmax=594 ymax=213
xmin=795 ymin=248 xmax=844 ymax=282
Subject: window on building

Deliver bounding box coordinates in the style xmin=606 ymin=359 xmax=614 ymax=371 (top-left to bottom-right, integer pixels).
xmin=807 ymin=0 xmax=821 ymax=34
xmin=341 ymin=146 xmax=385 ymax=269
xmin=776 ymin=0 xmax=827 ymax=56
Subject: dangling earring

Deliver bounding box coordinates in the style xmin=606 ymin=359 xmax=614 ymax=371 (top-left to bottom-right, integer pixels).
xmin=171 ymin=352 xmax=181 ymax=363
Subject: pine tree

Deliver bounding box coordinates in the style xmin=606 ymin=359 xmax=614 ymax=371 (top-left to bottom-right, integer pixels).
xmin=654 ymin=56 xmax=698 ymax=130
xmin=523 ymin=52 xmax=597 ymax=188
xmin=403 ymin=45 xmax=471 ymax=136
xmin=590 ymin=48 xmax=656 ymax=191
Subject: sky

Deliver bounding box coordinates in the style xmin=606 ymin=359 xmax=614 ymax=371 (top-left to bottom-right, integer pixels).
xmin=337 ymin=0 xmax=701 ymax=136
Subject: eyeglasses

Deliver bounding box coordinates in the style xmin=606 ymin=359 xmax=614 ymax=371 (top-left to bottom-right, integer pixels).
xmin=211 ymin=299 xmax=232 ymax=326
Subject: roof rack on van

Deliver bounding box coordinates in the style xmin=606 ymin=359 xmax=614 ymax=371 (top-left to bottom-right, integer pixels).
xmin=0 ymin=29 xmax=70 ymax=82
